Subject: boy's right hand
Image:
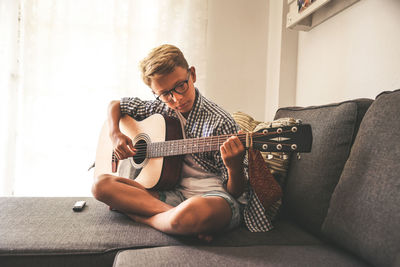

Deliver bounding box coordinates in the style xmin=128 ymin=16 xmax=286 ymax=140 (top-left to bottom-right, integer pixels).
xmin=111 ymin=132 xmax=136 ymax=160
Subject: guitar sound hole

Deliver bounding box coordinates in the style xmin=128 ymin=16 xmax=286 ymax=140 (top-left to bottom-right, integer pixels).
xmin=133 ymin=139 xmax=147 ymax=165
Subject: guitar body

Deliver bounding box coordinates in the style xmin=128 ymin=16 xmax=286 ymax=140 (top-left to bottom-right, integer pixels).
xmin=94 ymin=114 xmax=183 ymax=190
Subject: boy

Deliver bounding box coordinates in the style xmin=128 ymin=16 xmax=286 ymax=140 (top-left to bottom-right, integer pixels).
xmin=92 ymin=45 xmax=272 ymax=240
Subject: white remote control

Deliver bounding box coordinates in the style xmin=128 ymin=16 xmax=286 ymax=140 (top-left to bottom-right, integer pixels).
xmin=73 ymin=201 xmax=86 ymax=212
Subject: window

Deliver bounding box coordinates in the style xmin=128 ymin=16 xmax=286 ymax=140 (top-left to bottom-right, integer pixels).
xmin=0 ymin=0 xmax=207 ymax=196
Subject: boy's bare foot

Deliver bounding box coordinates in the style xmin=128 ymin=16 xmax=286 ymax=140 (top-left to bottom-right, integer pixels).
xmin=129 ymin=213 xmax=213 ymax=242
xmin=197 ymin=233 xmax=213 ymax=242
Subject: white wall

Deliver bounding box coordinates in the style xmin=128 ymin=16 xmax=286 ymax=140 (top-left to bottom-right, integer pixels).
xmin=296 ymin=0 xmax=400 ymax=106
xmin=205 ymin=0 xmax=269 ymax=120
xmin=199 ymin=0 xmax=400 ymax=121
xmin=265 ymin=0 xmax=298 ymax=121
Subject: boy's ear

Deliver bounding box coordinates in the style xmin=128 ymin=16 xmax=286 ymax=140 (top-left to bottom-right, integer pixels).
xmin=190 ymin=66 xmax=196 ymax=83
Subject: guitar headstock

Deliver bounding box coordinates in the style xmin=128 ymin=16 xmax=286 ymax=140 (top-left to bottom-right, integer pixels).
xmin=252 ymin=124 xmax=312 ymax=153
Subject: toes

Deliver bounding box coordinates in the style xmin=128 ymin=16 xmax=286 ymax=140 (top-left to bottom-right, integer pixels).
xmin=197 ymin=234 xmax=213 ymax=242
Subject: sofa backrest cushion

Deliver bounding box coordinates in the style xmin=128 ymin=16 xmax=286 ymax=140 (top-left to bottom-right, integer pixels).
xmin=321 ymin=89 xmax=400 ymax=267
xmin=274 ymin=99 xmax=372 ymax=236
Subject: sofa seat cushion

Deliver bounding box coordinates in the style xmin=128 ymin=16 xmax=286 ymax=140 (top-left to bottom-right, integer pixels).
xmin=0 ymin=197 xmax=183 ymax=267
xmin=212 ymin=219 xmax=323 ymax=247
xmin=274 ymin=99 xmax=372 ymax=236
xmin=0 ymin=197 xmax=322 ymax=266
xmin=322 ymin=89 xmax=400 ymax=267
xmin=113 ymin=245 xmax=368 ymax=267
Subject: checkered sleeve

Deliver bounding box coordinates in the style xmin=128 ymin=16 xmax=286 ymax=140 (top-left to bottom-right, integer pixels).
xmin=120 ymin=97 xmax=172 ymax=121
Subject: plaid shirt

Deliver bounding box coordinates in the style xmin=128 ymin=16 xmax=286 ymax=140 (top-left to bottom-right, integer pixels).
xmin=120 ymin=89 xmax=273 ymax=232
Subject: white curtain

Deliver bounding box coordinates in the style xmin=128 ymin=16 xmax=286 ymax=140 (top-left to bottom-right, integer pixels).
xmin=0 ymin=0 xmax=208 ymax=196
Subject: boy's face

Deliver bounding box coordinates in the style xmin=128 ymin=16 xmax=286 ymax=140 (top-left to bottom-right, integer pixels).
xmin=150 ymin=66 xmax=196 ymax=116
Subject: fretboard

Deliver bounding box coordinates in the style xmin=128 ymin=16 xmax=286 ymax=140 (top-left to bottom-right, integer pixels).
xmin=147 ymin=135 xmax=244 ymax=158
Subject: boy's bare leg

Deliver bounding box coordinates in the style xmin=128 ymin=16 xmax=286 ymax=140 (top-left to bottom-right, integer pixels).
xmin=128 ymin=195 xmax=232 ymax=241
xmin=92 ymin=174 xmax=173 ymax=217
xmin=93 ymin=175 xmax=231 ymax=240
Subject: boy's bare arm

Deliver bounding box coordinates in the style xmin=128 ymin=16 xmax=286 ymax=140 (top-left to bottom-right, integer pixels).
xmin=220 ymin=135 xmax=246 ymax=198
xmin=108 ymin=100 xmax=122 ymax=138
xmin=107 ymin=100 xmax=135 ymax=160
xmin=226 ymin=163 xmax=246 ymax=198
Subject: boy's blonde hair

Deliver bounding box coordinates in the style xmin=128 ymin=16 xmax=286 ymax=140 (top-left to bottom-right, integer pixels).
xmin=139 ymin=44 xmax=189 ymax=87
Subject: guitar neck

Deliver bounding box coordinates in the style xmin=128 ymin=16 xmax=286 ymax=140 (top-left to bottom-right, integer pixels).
xmin=140 ymin=123 xmax=312 ymax=158
xmin=147 ymin=134 xmax=244 ymax=158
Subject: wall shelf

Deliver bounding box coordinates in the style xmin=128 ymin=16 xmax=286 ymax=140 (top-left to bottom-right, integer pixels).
xmin=286 ymin=0 xmax=360 ymax=31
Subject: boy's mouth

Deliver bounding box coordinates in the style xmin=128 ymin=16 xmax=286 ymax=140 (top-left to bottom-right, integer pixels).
xmin=176 ymin=102 xmax=188 ymax=110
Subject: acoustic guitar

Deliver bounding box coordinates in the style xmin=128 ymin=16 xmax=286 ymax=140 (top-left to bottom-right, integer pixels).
xmin=94 ymin=114 xmax=312 ymax=190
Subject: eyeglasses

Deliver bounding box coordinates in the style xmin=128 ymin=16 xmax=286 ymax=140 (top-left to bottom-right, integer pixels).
xmin=154 ymin=69 xmax=191 ymax=103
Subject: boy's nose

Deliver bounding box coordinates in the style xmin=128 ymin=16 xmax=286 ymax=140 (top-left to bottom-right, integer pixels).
xmin=170 ymin=91 xmax=184 ymax=102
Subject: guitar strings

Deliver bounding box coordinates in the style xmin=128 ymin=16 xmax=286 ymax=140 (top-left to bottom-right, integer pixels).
xmin=128 ymin=132 xmax=292 ymax=149
xmin=128 ymin=131 xmax=290 ymax=147
xmin=127 ymin=130 xmax=294 ymax=150
xmin=128 ymin=131 xmax=296 ymax=158
xmin=131 ymin=142 xmax=294 ymax=157
xmin=129 ymin=137 xmax=292 ymax=151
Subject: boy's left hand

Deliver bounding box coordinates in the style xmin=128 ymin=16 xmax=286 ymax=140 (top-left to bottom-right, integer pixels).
xmin=220 ymin=131 xmax=245 ymax=171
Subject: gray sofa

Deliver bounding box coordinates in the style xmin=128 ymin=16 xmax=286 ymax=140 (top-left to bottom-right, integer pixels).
xmin=1 ymin=89 xmax=399 ymax=267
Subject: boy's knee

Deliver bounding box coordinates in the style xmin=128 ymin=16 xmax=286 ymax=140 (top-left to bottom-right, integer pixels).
xmin=170 ymin=210 xmax=201 ymax=234
xmin=91 ymin=174 xmax=114 ymax=201
xmin=169 ymin=199 xmax=213 ymax=234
